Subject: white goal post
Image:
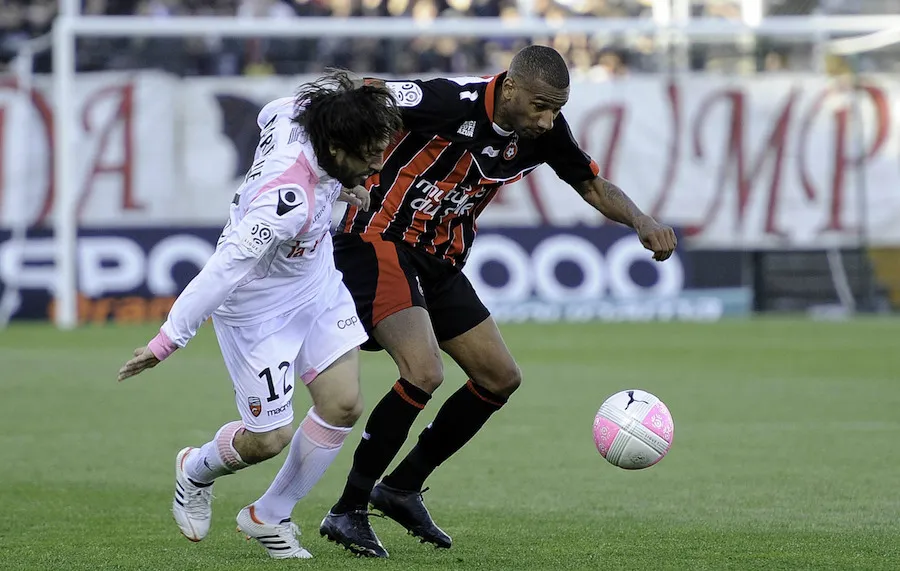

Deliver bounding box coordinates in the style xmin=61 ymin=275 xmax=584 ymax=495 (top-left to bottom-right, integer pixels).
xmin=48 ymin=5 xmax=900 ymax=328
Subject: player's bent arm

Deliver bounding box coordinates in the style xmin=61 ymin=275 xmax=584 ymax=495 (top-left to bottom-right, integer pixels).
xmin=148 ymin=190 xmax=311 ymax=361
xmin=572 ymin=177 xmax=654 ymax=231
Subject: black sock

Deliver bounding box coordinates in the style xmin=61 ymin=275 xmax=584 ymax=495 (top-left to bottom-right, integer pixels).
xmin=383 ymin=380 xmax=506 ymax=492
xmin=332 ymin=378 xmax=430 ymax=513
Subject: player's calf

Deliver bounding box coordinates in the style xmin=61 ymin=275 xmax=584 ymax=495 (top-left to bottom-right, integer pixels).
xmin=233 ymin=424 xmax=293 ymax=464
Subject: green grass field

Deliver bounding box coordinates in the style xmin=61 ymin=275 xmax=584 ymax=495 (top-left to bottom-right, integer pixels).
xmin=1 ymin=319 xmax=899 ymax=571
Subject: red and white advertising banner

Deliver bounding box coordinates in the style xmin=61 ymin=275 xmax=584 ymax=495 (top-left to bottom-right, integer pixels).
xmin=1 ymin=72 xmax=899 ymax=248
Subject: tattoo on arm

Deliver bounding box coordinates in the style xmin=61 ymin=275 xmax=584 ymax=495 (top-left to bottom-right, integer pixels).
xmin=574 ymin=177 xmax=646 ymax=228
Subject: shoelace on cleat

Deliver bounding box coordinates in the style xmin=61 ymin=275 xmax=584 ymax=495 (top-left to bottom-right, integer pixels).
xmin=183 ymin=487 xmax=213 ymax=518
xmin=272 ymin=521 xmax=301 ymax=541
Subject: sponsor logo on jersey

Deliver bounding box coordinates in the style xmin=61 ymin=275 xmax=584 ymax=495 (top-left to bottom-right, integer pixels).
xmin=276 ymin=187 xmax=304 ymax=216
xmin=385 ymin=81 xmax=424 ymax=107
xmin=287 ymin=242 xmax=305 ymax=258
xmin=459 ymin=91 xmax=478 ymax=101
xmin=457 ymin=121 xmax=476 ymax=137
xmin=248 ymin=396 xmax=262 ymax=417
xmin=481 ymin=146 xmax=499 ymax=158
xmin=287 ymin=234 xmax=323 ymax=258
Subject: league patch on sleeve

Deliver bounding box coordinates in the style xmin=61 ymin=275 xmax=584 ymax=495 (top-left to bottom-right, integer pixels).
xmin=385 ymin=81 xmax=424 ymax=107
xmin=238 ymin=222 xmax=275 ymax=257
xmin=276 ymin=187 xmax=305 ymax=216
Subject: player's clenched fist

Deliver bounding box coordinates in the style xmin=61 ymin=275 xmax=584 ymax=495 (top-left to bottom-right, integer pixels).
xmin=117 ymin=346 xmax=160 ymax=382
xmin=635 ymin=215 xmax=677 ymax=262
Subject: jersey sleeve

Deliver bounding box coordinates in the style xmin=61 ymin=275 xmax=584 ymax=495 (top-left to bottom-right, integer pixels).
xmin=541 ymin=113 xmax=601 ymax=186
xmin=151 ymin=186 xmax=312 ymax=357
xmin=382 ymin=78 xmax=470 ymax=131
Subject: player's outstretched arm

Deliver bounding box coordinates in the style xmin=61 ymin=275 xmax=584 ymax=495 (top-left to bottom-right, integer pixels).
xmin=116 ymin=188 xmax=310 ymax=382
xmin=572 ymin=177 xmax=677 ymax=262
xmin=114 ymin=239 xmax=264 ymax=382
xmin=114 ymin=240 xmax=260 ymax=382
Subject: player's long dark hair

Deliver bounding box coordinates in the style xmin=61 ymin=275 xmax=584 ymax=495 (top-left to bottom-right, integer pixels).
xmin=292 ymin=70 xmax=402 ymax=175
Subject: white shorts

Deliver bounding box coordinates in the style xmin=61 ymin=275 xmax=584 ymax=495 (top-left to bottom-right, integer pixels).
xmin=212 ymin=283 xmax=367 ymax=432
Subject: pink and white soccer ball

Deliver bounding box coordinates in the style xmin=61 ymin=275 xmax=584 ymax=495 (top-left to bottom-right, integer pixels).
xmin=593 ymin=389 xmax=674 ymax=470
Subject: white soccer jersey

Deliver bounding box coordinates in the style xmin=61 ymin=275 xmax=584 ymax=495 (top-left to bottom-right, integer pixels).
xmin=159 ymin=97 xmax=345 ymax=349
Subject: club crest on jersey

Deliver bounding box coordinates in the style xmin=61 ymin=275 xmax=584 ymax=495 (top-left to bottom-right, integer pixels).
xmin=276 ymin=188 xmax=303 ymax=216
xmin=503 ymin=139 xmax=518 ymax=160
xmin=248 ymin=397 xmax=262 ymax=417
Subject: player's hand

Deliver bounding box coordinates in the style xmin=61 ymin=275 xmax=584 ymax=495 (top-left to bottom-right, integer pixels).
xmin=634 ymin=215 xmax=677 ymax=262
xmin=117 ymin=346 xmax=160 ymax=382
xmin=338 ymin=186 xmax=371 ymax=211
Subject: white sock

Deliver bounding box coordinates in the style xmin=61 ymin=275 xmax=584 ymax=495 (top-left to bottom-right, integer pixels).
xmin=184 ymin=420 xmax=248 ymax=484
xmin=252 ymin=408 xmax=352 ymax=523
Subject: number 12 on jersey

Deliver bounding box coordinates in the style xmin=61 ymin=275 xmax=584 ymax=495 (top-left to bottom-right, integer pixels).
xmin=259 ymin=361 xmax=292 ymax=402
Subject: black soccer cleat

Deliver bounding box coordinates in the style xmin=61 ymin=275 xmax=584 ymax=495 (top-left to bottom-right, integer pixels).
xmin=319 ymin=510 xmax=389 ymax=558
xmin=370 ymin=482 xmax=452 ymax=549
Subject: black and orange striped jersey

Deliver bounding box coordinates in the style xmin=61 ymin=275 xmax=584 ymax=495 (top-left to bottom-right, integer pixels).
xmin=337 ymin=73 xmax=600 ymax=266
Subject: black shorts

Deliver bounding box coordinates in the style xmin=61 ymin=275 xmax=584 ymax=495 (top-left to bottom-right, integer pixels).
xmin=333 ymin=233 xmax=491 ymax=351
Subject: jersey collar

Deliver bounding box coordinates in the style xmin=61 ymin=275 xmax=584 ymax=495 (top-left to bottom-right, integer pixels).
xmin=485 ymin=72 xmax=514 ymax=137
xmin=484 ymin=72 xmax=503 ymax=122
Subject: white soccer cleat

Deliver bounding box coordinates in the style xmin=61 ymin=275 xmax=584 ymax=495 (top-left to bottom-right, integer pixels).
xmin=172 ymin=447 xmax=213 ymax=542
xmin=236 ymin=505 xmax=313 ymax=559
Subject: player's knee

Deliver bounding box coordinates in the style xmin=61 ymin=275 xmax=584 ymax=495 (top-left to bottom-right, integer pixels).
xmin=503 ymin=364 xmax=523 ymax=396
xmin=403 ymin=359 xmax=444 ymax=394
xmin=258 ymin=426 xmax=293 ymax=460
xmin=316 ymin=392 xmax=364 ymax=428
xmin=238 ymin=425 xmax=293 ymax=463
xmin=478 ymin=362 xmax=522 ymax=398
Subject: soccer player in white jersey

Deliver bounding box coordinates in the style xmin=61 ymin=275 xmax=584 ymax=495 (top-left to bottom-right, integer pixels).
xmin=116 ymin=71 xmax=402 ymax=560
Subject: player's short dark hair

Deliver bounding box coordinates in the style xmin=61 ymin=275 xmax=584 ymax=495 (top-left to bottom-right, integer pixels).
xmin=508 ymin=45 xmax=570 ymax=89
xmin=292 ymin=70 xmax=402 ymax=165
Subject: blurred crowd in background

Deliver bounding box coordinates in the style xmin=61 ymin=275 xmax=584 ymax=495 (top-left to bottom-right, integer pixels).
xmin=1 ymin=0 xmax=898 ymax=77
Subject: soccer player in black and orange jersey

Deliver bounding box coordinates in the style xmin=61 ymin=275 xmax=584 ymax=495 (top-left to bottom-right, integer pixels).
xmin=319 ymin=45 xmax=677 ymax=557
